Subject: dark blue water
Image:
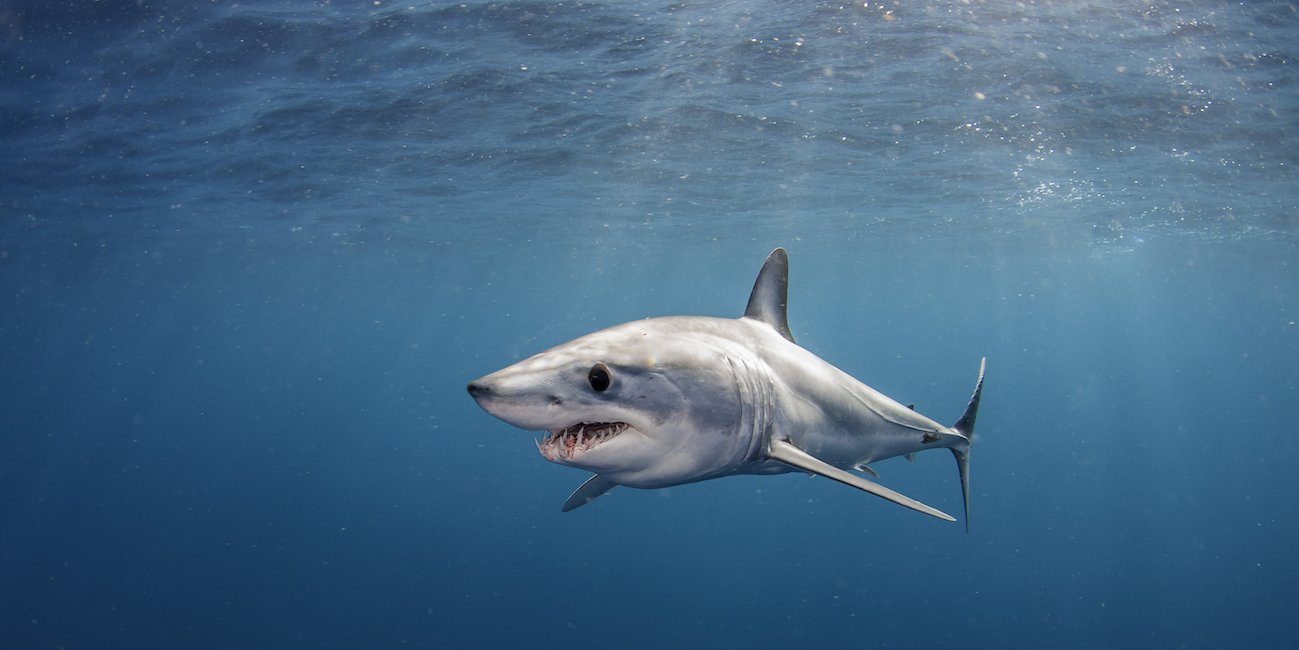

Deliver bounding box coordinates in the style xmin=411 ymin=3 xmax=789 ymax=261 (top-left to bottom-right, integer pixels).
xmin=3 ymin=1 xmax=1298 ymax=648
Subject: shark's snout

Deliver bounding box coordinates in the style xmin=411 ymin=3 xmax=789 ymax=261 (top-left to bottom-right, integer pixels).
xmin=466 ymin=372 xmax=557 ymax=431
xmin=466 ymin=379 xmax=492 ymax=400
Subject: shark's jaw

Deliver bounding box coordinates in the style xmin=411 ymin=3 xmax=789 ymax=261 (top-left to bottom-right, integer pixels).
xmin=537 ymin=421 xmax=633 ymax=462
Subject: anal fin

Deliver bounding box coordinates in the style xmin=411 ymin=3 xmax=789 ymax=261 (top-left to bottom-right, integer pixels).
xmin=561 ymin=474 xmax=617 ymax=512
xmin=769 ymin=439 xmax=955 ymax=522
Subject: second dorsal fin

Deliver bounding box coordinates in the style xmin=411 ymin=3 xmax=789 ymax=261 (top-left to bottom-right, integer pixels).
xmin=743 ymin=248 xmax=794 ymax=342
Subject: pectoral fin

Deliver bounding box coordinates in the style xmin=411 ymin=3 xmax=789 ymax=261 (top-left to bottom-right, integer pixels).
xmin=768 ymin=439 xmax=955 ymax=522
xmin=561 ymin=474 xmax=617 ymax=512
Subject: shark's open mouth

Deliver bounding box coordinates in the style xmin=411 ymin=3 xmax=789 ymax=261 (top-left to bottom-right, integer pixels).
xmin=538 ymin=422 xmax=630 ymax=461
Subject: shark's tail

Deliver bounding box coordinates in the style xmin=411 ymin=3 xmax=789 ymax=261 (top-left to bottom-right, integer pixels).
xmin=950 ymin=357 xmax=986 ymax=533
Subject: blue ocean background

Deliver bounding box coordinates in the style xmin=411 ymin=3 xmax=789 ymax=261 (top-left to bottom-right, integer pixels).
xmin=2 ymin=1 xmax=1298 ymax=647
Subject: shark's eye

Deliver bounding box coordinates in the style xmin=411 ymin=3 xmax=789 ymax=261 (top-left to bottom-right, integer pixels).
xmin=588 ymin=363 xmax=611 ymax=392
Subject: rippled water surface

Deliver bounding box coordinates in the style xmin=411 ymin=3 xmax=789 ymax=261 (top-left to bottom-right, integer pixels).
xmin=2 ymin=2 xmax=1297 ymax=648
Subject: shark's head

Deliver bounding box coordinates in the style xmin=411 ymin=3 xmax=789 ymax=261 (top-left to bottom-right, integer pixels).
xmin=467 ymin=318 xmax=765 ymax=488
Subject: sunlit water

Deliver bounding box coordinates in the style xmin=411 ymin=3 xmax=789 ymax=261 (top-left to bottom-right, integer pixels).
xmin=2 ymin=2 xmax=1297 ymax=648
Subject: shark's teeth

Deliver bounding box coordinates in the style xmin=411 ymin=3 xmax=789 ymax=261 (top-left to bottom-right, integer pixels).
xmin=539 ymin=422 xmax=630 ymax=460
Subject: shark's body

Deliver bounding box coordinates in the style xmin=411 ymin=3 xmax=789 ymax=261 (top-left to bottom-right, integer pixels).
xmin=468 ymin=249 xmax=985 ymax=526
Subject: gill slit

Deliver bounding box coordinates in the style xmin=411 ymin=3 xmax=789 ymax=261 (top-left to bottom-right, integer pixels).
xmin=728 ymin=356 xmax=773 ymax=463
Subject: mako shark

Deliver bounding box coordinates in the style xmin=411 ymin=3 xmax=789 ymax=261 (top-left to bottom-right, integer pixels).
xmin=467 ymin=248 xmax=985 ymax=527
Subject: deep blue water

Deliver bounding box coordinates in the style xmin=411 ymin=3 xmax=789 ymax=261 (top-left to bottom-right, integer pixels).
xmin=2 ymin=1 xmax=1298 ymax=648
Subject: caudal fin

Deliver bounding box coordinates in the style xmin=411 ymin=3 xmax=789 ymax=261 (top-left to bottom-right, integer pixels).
xmin=951 ymin=357 xmax=985 ymax=533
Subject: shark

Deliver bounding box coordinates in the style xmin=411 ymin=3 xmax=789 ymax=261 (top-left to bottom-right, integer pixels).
xmin=467 ymin=248 xmax=985 ymax=527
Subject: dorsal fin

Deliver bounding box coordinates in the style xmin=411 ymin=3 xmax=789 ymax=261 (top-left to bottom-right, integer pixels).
xmin=743 ymin=248 xmax=794 ymax=342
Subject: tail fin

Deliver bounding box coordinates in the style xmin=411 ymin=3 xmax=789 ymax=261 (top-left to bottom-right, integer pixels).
xmin=951 ymin=357 xmax=986 ymax=533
